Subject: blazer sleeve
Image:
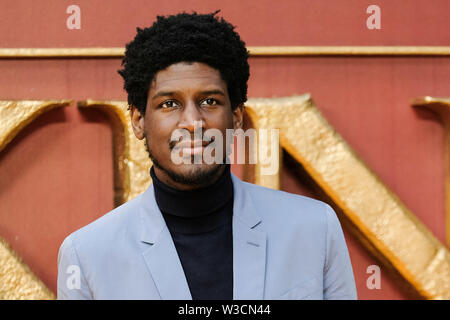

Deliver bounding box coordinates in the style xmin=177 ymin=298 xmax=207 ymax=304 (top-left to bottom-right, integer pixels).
xmin=323 ymin=204 xmax=358 ymax=300
xmin=57 ymin=235 xmax=93 ymax=300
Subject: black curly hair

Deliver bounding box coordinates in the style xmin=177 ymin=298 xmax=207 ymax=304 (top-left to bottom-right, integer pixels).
xmin=118 ymin=11 xmax=250 ymax=115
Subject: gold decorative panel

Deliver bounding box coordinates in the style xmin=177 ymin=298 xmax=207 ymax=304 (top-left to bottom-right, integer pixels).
xmin=0 ymin=100 xmax=71 ymax=153
xmin=0 ymin=100 xmax=70 ymax=300
xmin=77 ymin=100 xmax=152 ymax=205
xmin=1 ymin=95 xmax=450 ymax=299
xmin=245 ymin=94 xmax=450 ymax=299
xmin=0 ymin=238 xmax=54 ymax=299
xmin=412 ymin=96 xmax=450 ymax=248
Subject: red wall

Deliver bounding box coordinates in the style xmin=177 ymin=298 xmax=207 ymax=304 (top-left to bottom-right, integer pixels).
xmin=1 ymin=0 xmax=449 ymax=299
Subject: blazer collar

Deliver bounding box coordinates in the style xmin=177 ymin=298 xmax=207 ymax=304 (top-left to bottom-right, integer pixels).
xmin=230 ymin=173 xmax=262 ymax=228
xmin=229 ymin=173 xmax=267 ymax=299
xmin=139 ymin=183 xmax=165 ymax=245
xmin=138 ymin=183 xmax=192 ymax=299
xmin=139 ymin=172 xmax=262 ymax=243
xmin=138 ymin=172 xmax=267 ymax=300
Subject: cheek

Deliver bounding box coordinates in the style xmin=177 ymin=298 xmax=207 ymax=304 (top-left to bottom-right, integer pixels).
xmin=144 ymin=121 xmax=170 ymax=152
xmin=209 ymin=110 xmax=234 ymax=129
xmin=145 ymin=115 xmax=173 ymax=137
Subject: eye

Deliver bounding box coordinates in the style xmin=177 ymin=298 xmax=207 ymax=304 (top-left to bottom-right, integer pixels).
xmin=201 ymin=98 xmax=218 ymax=107
xmin=160 ymin=100 xmax=179 ymax=109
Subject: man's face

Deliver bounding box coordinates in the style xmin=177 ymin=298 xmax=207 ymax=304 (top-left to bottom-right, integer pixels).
xmin=131 ymin=62 xmax=243 ymax=190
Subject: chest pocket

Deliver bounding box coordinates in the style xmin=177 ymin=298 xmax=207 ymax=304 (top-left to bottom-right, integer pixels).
xmin=273 ymin=277 xmax=322 ymax=300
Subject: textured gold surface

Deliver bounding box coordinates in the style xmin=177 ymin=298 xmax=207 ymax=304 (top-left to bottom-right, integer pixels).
xmin=78 ymin=100 xmax=152 ymax=204
xmin=244 ymin=95 xmax=450 ymax=299
xmin=0 ymin=238 xmax=54 ymax=299
xmin=242 ymin=124 xmax=282 ymax=190
xmin=254 ymin=143 xmax=281 ymax=190
xmin=2 ymin=46 xmax=450 ymax=58
xmin=0 ymin=100 xmax=71 ymax=153
xmin=412 ymin=96 xmax=450 ymax=248
xmin=2 ymin=97 xmax=450 ymax=299
xmin=0 ymin=100 xmax=69 ymax=300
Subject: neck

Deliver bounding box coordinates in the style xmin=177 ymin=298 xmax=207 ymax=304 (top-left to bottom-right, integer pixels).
xmin=150 ymin=164 xmax=233 ymax=218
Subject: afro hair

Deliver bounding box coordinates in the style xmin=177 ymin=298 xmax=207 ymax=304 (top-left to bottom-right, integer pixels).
xmin=118 ymin=11 xmax=250 ymax=115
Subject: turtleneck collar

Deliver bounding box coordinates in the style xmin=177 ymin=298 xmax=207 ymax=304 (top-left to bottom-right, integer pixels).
xmin=150 ymin=164 xmax=233 ymax=218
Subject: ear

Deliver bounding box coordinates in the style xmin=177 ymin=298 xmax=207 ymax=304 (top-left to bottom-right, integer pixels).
xmin=130 ymin=105 xmax=145 ymax=140
xmin=232 ymin=103 xmax=244 ymax=130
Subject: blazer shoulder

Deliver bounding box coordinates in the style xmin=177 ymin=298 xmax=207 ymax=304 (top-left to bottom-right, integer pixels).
xmin=242 ymin=179 xmax=330 ymax=210
xmin=62 ymin=192 xmax=144 ymax=251
xmin=239 ymin=179 xmax=333 ymax=226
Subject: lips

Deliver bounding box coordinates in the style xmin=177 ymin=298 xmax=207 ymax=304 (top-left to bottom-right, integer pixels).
xmin=173 ymin=139 xmax=214 ymax=155
xmin=175 ymin=140 xmax=210 ymax=149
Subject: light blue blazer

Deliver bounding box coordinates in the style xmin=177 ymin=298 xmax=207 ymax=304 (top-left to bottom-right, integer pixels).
xmin=57 ymin=173 xmax=357 ymax=300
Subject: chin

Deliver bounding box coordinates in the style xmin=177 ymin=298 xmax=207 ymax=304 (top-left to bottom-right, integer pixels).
xmin=177 ymin=162 xmax=222 ymax=176
xmin=166 ymin=162 xmax=224 ymax=186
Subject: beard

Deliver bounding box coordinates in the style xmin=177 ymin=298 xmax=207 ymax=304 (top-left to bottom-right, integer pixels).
xmin=144 ymin=135 xmax=227 ymax=188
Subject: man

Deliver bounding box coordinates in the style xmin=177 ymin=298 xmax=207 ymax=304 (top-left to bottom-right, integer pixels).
xmin=57 ymin=11 xmax=357 ymax=300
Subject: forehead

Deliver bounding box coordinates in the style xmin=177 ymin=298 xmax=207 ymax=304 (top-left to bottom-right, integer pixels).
xmin=149 ymin=62 xmax=227 ymax=93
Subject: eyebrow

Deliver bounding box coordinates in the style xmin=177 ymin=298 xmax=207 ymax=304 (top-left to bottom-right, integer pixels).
xmin=151 ymin=91 xmax=176 ymax=101
xmin=151 ymin=89 xmax=226 ymax=101
xmin=201 ymin=90 xmax=226 ymax=97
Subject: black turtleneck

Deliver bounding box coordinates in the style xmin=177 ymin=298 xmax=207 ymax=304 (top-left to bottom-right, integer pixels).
xmin=150 ymin=165 xmax=234 ymax=300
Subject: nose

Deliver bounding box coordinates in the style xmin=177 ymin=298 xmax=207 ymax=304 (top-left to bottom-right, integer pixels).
xmin=177 ymin=100 xmax=205 ymax=133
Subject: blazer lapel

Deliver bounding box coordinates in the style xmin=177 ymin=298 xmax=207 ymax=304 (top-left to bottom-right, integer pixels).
xmin=137 ymin=175 xmax=268 ymax=300
xmin=231 ymin=174 xmax=267 ymax=300
xmin=139 ymin=185 xmax=192 ymax=300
